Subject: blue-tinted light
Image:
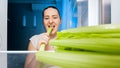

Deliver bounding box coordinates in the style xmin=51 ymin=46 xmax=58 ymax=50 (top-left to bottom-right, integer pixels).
xmin=33 ymin=15 xmax=36 ymax=27
xmin=23 ymin=15 xmax=26 ymax=27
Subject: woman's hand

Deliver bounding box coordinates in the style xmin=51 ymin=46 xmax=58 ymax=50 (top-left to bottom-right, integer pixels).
xmin=37 ymin=33 xmax=50 ymax=50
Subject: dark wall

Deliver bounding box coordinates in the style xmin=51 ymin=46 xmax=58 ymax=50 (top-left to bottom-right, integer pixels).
xmin=8 ymin=3 xmax=45 ymax=50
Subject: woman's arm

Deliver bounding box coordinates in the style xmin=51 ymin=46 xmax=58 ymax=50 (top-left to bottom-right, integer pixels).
xmin=28 ymin=41 xmax=36 ymax=51
xmin=24 ymin=42 xmax=54 ymax=67
xmin=45 ymin=44 xmax=54 ymax=51
xmin=24 ymin=42 xmax=39 ymax=68
xmin=24 ymin=33 xmax=55 ymax=68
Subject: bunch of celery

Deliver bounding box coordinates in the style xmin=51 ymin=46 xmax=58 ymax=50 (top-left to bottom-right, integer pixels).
xmin=36 ymin=24 xmax=120 ymax=68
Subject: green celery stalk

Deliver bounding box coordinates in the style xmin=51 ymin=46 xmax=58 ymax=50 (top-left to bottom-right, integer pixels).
xmin=57 ymin=33 xmax=120 ymax=40
xmin=36 ymin=24 xmax=120 ymax=68
xmin=36 ymin=50 xmax=120 ymax=68
xmin=50 ymin=38 xmax=120 ymax=54
xmin=60 ymin=24 xmax=120 ymax=34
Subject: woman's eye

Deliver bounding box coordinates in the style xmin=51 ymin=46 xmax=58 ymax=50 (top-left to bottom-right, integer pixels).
xmin=44 ymin=18 xmax=49 ymax=20
xmin=54 ymin=17 xmax=57 ymax=19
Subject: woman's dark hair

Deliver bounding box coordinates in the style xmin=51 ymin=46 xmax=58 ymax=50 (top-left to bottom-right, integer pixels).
xmin=42 ymin=6 xmax=61 ymax=19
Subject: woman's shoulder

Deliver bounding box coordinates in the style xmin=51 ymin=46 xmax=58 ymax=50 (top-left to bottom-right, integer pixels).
xmin=30 ymin=34 xmax=38 ymax=38
xmin=30 ymin=34 xmax=38 ymax=40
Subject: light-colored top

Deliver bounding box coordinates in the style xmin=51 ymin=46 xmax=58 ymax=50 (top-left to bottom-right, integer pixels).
xmin=29 ymin=34 xmax=60 ymax=68
xmin=29 ymin=34 xmax=41 ymax=49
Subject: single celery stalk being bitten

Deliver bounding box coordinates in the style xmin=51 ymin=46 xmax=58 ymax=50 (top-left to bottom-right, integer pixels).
xmin=39 ymin=27 xmax=52 ymax=51
xmin=36 ymin=24 xmax=120 ymax=68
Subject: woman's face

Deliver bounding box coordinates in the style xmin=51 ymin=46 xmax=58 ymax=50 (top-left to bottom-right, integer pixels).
xmin=43 ymin=8 xmax=61 ymax=35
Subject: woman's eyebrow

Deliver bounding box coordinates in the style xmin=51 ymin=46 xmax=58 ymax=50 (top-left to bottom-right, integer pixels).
xmin=52 ymin=15 xmax=58 ymax=17
xmin=44 ymin=15 xmax=49 ymax=17
xmin=44 ymin=15 xmax=58 ymax=17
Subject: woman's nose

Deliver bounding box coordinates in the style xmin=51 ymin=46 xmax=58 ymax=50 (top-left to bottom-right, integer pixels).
xmin=49 ymin=18 xmax=53 ymax=24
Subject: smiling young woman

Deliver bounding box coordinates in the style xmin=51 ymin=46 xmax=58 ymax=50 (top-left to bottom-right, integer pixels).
xmin=29 ymin=6 xmax=61 ymax=51
xmin=24 ymin=6 xmax=61 ymax=68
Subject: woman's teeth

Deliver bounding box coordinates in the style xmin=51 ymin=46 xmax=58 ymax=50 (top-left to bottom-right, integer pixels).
xmin=48 ymin=25 xmax=55 ymax=28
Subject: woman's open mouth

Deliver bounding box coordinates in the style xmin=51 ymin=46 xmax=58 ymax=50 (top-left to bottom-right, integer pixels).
xmin=48 ymin=25 xmax=55 ymax=28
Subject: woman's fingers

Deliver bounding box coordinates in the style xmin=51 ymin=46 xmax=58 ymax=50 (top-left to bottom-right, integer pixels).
xmin=37 ymin=33 xmax=50 ymax=50
xmin=42 ymin=35 xmax=49 ymax=41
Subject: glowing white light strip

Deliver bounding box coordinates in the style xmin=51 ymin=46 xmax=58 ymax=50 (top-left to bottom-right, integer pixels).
xmin=0 ymin=51 xmax=37 ymax=54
